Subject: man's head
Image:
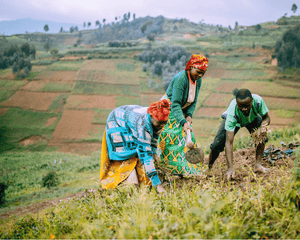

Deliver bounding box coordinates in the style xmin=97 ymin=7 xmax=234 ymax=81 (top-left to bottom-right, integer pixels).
xmin=236 ymin=88 xmax=253 ymax=116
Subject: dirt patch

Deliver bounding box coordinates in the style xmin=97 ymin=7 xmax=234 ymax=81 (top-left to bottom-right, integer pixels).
xmin=205 ymin=68 xmax=226 ymax=78
xmin=272 ymin=58 xmax=277 ymax=66
xmin=203 ymin=93 xmax=233 ymax=107
xmin=48 ymin=142 xmax=100 ymax=155
xmin=60 ymin=55 xmax=87 ymax=61
xmin=0 ymin=107 xmax=9 ymax=116
xmin=0 ymin=191 xmax=86 ymax=220
xmin=50 ymin=110 xmax=95 ymax=141
xmin=46 ymin=117 xmax=58 ymax=126
xmin=76 ymin=70 xmax=106 ymax=82
xmin=80 ymin=59 xmax=116 ymax=71
xmin=62 ymin=37 xmax=79 ymax=45
xmin=195 ymin=107 xmax=225 ymax=118
xmin=263 ymin=96 xmax=300 ymax=111
xmin=1 ymin=91 xmax=60 ymax=111
xmin=65 ymin=95 xmax=117 ymax=109
xmin=33 ymin=71 xmax=77 ymax=82
xmin=19 ymin=136 xmax=47 ymax=146
xmin=141 ymin=93 xmax=163 ymax=106
xmin=20 ymin=81 xmax=47 ymax=91
xmin=268 ymin=110 xmax=296 ymax=126
xmin=214 ymin=81 xmax=244 ymax=93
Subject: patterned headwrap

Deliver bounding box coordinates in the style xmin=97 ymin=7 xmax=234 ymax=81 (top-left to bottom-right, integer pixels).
xmin=147 ymin=99 xmax=171 ymax=121
xmin=185 ymin=54 xmax=209 ymax=71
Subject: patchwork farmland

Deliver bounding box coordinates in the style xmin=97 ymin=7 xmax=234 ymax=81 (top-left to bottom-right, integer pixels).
xmin=0 ymin=46 xmax=299 ymax=154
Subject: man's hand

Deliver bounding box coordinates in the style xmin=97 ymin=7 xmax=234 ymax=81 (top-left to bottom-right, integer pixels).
xmin=226 ymin=167 xmax=235 ymax=180
xmin=186 ymin=116 xmax=193 ymax=125
xmin=156 ymin=184 xmax=166 ymax=193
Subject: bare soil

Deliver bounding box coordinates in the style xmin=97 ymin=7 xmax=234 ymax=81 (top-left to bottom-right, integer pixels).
xmin=33 ymin=71 xmax=77 ymax=82
xmin=204 ymin=68 xmax=226 ymax=78
xmin=203 ymin=93 xmax=233 ymax=107
xmin=1 ymin=91 xmax=60 ymax=111
xmin=141 ymin=93 xmax=163 ymax=106
xmin=195 ymin=107 xmax=226 ymax=118
xmin=214 ymin=81 xmax=244 ymax=93
xmin=0 ymin=107 xmax=9 ymax=116
xmin=80 ymin=59 xmax=115 ymax=71
xmin=50 ymin=109 xmax=95 ymax=141
xmin=19 ymin=136 xmax=47 ymax=146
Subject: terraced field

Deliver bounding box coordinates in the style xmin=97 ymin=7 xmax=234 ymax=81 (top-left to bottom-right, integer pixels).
xmin=0 ymin=46 xmax=299 ymax=154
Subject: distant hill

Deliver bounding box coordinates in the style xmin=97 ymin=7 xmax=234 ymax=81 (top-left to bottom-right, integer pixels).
xmin=0 ymin=18 xmax=83 ymax=36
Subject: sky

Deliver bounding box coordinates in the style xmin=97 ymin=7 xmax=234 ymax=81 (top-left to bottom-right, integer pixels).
xmin=0 ymin=0 xmax=299 ymax=28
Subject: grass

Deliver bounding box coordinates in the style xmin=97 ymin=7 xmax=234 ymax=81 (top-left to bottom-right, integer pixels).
xmin=46 ymin=61 xmax=84 ymax=71
xmin=72 ymin=81 xmax=140 ymax=96
xmin=48 ymin=94 xmax=70 ymax=112
xmin=1 ymin=146 xmax=299 ymax=239
xmin=40 ymin=83 xmax=73 ymax=92
xmin=274 ymin=109 xmax=296 ymax=118
xmin=0 ymin=151 xmax=101 ymax=214
xmin=0 ymin=80 xmax=27 ymax=102
xmin=93 ymin=109 xmax=112 ymax=124
xmin=115 ymin=96 xmax=141 ymax=107
xmin=0 ymin=108 xmax=61 ymax=153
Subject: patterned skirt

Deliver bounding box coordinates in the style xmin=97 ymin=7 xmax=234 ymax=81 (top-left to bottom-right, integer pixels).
xmin=158 ymin=111 xmax=202 ymax=176
xmin=100 ymin=131 xmax=151 ymax=189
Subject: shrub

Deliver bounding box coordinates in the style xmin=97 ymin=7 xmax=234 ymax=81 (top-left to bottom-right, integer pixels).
xmin=50 ymin=48 xmax=59 ymax=55
xmin=42 ymin=171 xmax=59 ymax=188
xmin=0 ymin=182 xmax=8 ymax=205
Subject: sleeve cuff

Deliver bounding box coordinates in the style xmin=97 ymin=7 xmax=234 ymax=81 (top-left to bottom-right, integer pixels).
xmin=186 ymin=113 xmax=193 ymax=118
xmin=180 ymin=119 xmax=187 ymax=126
xmin=151 ymin=174 xmax=162 ymax=186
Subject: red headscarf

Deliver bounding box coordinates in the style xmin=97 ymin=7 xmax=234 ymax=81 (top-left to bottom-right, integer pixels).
xmin=185 ymin=54 xmax=209 ymax=71
xmin=147 ymin=99 xmax=171 ymax=121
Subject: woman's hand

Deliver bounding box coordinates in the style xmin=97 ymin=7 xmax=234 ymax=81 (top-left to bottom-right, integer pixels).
xmin=226 ymin=167 xmax=235 ymax=180
xmin=186 ymin=116 xmax=193 ymax=125
xmin=157 ymin=184 xmax=166 ymax=193
xmin=183 ymin=122 xmax=193 ymax=135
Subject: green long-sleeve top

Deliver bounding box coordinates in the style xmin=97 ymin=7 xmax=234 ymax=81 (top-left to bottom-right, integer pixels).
xmin=166 ymin=70 xmax=202 ymax=126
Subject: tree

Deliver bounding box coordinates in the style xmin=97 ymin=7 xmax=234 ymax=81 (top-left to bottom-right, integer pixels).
xmin=228 ymin=25 xmax=232 ymax=30
xmin=20 ymin=42 xmax=30 ymax=57
xmin=70 ymin=26 xmax=74 ymax=33
xmin=133 ymin=13 xmax=136 ymax=20
xmin=87 ymin=22 xmax=91 ymax=28
xmin=95 ymin=20 xmax=100 ymax=26
xmin=234 ymin=21 xmax=238 ymax=30
xmin=115 ymin=17 xmax=118 ymax=21
xmin=123 ymin=13 xmax=128 ymax=22
xmin=255 ymin=24 xmax=261 ymax=32
xmin=103 ymin=19 xmax=106 ymax=25
xmin=74 ymin=26 xmax=78 ymax=31
xmin=292 ymin=3 xmax=298 ymax=13
xmin=44 ymin=24 xmax=49 ymax=32
xmin=44 ymin=42 xmax=50 ymax=52
xmin=83 ymin=22 xmax=86 ymax=28
xmin=127 ymin=12 xmax=130 ymax=21
xmin=60 ymin=27 xmax=63 ymax=33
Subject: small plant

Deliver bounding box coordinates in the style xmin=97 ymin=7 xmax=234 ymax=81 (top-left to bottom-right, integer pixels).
xmin=42 ymin=171 xmax=59 ymax=188
xmin=50 ymin=48 xmax=59 ymax=55
xmin=0 ymin=182 xmax=8 ymax=205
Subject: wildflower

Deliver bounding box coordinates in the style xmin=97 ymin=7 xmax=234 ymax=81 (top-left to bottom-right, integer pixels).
xmin=110 ymin=225 xmax=114 ymax=230
xmin=148 ymin=235 xmax=153 ymax=240
xmin=50 ymin=233 xmax=55 ymax=239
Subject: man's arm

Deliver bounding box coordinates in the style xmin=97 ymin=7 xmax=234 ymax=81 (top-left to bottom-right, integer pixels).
xmin=261 ymin=112 xmax=270 ymax=126
xmin=225 ymin=130 xmax=235 ymax=180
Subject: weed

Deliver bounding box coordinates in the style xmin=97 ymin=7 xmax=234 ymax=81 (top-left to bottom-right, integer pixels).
xmin=42 ymin=171 xmax=59 ymax=188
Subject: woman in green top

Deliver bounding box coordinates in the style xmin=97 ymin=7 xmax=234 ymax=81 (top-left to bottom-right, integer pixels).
xmin=159 ymin=54 xmax=209 ymax=175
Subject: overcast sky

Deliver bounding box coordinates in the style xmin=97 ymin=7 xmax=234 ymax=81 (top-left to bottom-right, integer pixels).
xmin=0 ymin=0 xmax=298 ymax=28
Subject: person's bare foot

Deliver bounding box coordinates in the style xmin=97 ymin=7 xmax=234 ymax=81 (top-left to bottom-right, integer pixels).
xmin=254 ymin=164 xmax=268 ymax=173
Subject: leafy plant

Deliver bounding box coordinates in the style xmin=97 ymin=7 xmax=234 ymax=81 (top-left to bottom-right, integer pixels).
xmin=42 ymin=171 xmax=59 ymax=188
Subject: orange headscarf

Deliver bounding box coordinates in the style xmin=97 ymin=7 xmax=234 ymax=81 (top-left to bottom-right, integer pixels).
xmin=147 ymin=99 xmax=171 ymax=121
xmin=185 ymin=54 xmax=209 ymax=71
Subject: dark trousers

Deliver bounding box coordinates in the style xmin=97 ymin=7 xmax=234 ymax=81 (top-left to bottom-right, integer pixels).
xmin=210 ymin=114 xmax=264 ymax=156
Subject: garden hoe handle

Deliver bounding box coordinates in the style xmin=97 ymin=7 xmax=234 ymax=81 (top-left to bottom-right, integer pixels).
xmin=186 ymin=127 xmax=194 ymax=149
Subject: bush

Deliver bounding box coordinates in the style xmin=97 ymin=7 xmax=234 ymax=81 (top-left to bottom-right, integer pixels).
xmin=42 ymin=171 xmax=59 ymax=188
xmin=50 ymin=48 xmax=59 ymax=55
xmin=0 ymin=182 xmax=8 ymax=205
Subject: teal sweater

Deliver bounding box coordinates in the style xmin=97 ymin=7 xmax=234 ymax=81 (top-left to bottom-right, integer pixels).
xmin=166 ymin=70 xmax=202 ymax=126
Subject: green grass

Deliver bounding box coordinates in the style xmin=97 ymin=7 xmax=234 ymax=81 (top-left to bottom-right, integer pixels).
xmin=0 ymin=151 xmax=101 ymax=214
xmin=0 ymin=80 xmax=27 ymax=102
xmin=40 ymin=83 xmax=73 ymax=92
xmin=0 ymin=90 xmax=15 ymax=103
xmin=46 ymin=61 xmax=84 ymax=71
xmin=93 ymin=109 xmax=112 ymax=124
xmin=222 ymin=69 xmax=269 ymax=80
xmin=226 ymin=60 xmax=265 ymax=70
xmin=72 ymin=81 xmax=140 ymax=96
xmin=115 ymin=96 xmax=141 ymax=107
xmin=48 ymin=94 xmax=70 ymax=111
xmin=115 ymin=62 xmax=136 ymax=71
xmin=274 ymin=110 xmax=296 ymax=118
xmin=0 ymin=108 xmax=61 ymax=153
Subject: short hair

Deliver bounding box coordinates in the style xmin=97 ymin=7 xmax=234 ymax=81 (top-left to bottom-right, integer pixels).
xmin=235 ymin=88 xmax=253 ymax=100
